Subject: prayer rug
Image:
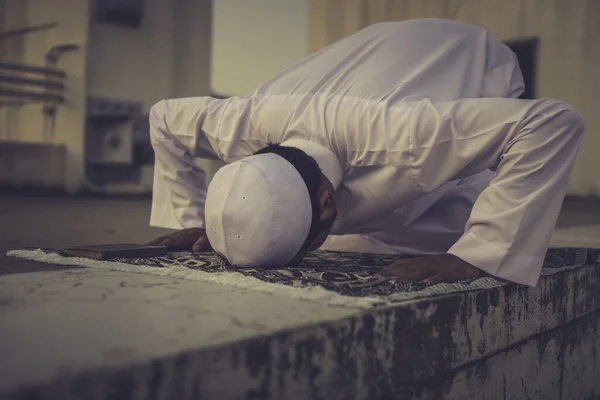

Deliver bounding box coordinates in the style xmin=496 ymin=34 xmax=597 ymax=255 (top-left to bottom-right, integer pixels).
xmin=7 ymin=247 xmax=600 ymax=308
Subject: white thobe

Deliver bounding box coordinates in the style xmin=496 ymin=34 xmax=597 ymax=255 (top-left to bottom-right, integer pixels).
xmin=149 ymin=19 xmax=584 ymax=286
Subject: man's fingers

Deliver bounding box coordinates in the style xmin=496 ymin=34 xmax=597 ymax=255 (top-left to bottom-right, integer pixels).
xmin=147 ymin=236 xmax=199 ymax=250
xmin=147 ymin=236 xmax=176 ymax=247
xmin=374 ymin=267 xmax=429 ymax=281
xmin=166 ymin=235 xmax=198 ymax=249
xmin=192 ymin=235 xmax=209 ymax=252
xmin=375 ymin=255 xmax=484 ymax=283
xmin=146 ymin=228 xmax=207 ymax=251
xmin=395 ymin=270 xmax=431 ymax=281
xmin=422 ymin=266 xmax=483 ymax=284
xmin=155 ymin=238 xmax=170 ymax=247
xmin=374 ymin=264 xmax=403 ymax=278
xmin=146 ymin=237 xmax=165 ymax=246
xmin=422 ymin=272 xmax=446 ymax=284
xmin=374 ymin=258 xmax=440 ymax=281
xmin=373 ymin=265 xmax=402 ymax=278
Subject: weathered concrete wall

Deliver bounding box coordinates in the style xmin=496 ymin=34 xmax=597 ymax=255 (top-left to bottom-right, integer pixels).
xmin=4 ymin=263 xmax=599 ymax=399
xmin=308 ymin=0 xmax=600 ymax=197
xmin=437 ymin=312 xmax=600 ymax=400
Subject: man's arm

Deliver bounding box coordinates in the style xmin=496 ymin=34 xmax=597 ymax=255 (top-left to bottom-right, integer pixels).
xmin=250 ymin=93 xmax=583 ymax=286
xmin=149 ymin=97 xmax=232 ymax=230
xmin=374 ymin=97 xmax=584 ymax=286
xmin=148 ymin=94 xmax=315 ymax=231
xmin=150 ymin=100 xmax=207 ymax=230
xmin=442 ymin=99 xmax=585 ymax=286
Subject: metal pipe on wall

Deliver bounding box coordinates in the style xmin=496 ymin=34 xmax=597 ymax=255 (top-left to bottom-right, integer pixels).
xmin=0 ymin=62 xmax=66 ymax=78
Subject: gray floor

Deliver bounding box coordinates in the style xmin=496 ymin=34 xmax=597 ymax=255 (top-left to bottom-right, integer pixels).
xmin=1 ymin=195 xmax=600 ymax=396
xmin=0 ymin=195 xmax=170 ymax=274
xmin=0 ymin=195 xmax=363 ymax=395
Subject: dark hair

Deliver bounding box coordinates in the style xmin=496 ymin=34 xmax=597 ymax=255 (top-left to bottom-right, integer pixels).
xmin=254 ymin=143 xmax=323 ymax=251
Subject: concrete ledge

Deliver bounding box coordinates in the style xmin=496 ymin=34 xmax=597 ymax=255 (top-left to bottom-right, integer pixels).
xmin=435 ymin=311 xmax=600 ymax=399
xmin=3 ymin=262 xmax=599 ymax=399
xmin=0 ymin=141 xmax=66 ymax=189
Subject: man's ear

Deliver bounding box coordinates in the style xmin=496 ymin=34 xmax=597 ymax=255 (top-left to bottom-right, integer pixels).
xmin=318 ymin=190 xmax=336 ymax=222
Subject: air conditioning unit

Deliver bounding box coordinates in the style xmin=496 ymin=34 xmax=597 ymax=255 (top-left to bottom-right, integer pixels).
xmin=86 ymin=97 xmax=142 ymax=165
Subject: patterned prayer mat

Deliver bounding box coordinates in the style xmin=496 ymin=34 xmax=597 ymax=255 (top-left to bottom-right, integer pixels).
xmin=10 ymin=247 xmax=600 ymax=306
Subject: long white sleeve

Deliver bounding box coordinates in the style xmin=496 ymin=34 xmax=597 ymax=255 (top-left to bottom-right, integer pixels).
xmin=149 ymin=97 xmax=229 ymax=230
xmin=270 ymin=93 xmax=583 ymax=286
xmin=406 ymin=98 xmax=585 ymax=286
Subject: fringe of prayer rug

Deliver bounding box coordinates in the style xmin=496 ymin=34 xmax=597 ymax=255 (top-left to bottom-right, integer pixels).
xmin=7 ymin=248 xmax=600 ymax=308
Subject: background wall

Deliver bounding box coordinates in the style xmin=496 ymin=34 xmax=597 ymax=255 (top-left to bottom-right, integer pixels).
xmin=0 ymin=0 xmax=91 ymax=190
xmin=309 ymin=0 xmax=600 ymax=197
xmin=0 ymin=0 xmax=212 ymax=192
xmin=211 ymin=0 xmax=308 ymax=96
xmin=0 ymin=0 xmax=27 ymax=142
xmin=87 ymin=0 xmax=212 ymax=112
xmin=2 ymin=0 xmax=597 ymax=196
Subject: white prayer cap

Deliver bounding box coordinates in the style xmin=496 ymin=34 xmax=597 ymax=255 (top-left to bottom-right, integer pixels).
xmin=205 ymin=153 xmax=312 ymax=267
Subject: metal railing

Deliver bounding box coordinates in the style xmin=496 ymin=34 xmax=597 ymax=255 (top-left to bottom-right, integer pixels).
xmin=0 ymin=62 xmax=66 ymax=104
xmin=0 ymin=21 xmax=67 ymax=106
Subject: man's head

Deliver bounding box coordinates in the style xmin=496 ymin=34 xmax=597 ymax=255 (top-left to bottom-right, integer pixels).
xmin=255 ymin=144 xmax=337 ymax=257
xmin=205 ymin=143 xmax=337 ymax=268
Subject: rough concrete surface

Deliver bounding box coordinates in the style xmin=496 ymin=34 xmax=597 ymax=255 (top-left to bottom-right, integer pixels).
xmin=0 ymin=268 xmax=360 ymax=396
xmin=1 ymin=195 xmax=600 ymax=399
xmin=419 ymin=311 xmax=600 ymax=400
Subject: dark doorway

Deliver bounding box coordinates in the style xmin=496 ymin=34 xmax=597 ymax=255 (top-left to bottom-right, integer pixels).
xmin=503 ymin=37 xmax=539 ymax=99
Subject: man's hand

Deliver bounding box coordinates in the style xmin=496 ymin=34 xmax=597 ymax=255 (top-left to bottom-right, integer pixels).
xmin=374 ymin=254 xmax=485 ymax=284
xmin=147 ymin=228 xmax=210 ymax=252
